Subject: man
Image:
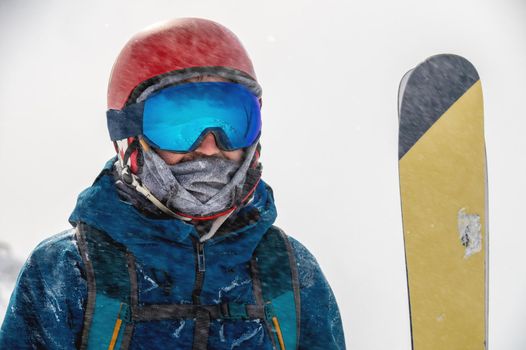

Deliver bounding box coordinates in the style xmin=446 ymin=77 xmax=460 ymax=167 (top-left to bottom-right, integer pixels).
xmin=0 ymin=18 xmax=345 ymax=349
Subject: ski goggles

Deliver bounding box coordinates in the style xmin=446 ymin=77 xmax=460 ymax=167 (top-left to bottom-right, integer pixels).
xmin=107 ymin=82 xmax=261 ymax=152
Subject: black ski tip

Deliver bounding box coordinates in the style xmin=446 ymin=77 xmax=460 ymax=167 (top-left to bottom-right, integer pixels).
xmin=398 ymin=54 xmax=480 ymax=160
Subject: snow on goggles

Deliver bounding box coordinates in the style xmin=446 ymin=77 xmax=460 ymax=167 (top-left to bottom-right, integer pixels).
xmin=107 ymin=82 xmax=261 ymax=152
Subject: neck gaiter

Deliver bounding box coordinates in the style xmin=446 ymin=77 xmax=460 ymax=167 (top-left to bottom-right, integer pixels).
xmin=137 ymin=142 xmax=258 ymax=217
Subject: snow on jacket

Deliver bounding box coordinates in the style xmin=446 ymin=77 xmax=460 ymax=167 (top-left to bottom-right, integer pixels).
xmin=0 ymin=159 xmax=345 ymax=349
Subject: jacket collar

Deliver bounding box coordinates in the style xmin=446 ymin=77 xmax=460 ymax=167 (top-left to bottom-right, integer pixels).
xmin=69 ymin=158 xmax=277 ymax=249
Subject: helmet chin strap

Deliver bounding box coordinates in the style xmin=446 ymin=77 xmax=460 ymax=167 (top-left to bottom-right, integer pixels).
xmin=119 ymin=165 xmax=193 ymax=222
xmin=116 ymin=137 xmax=192 ymax=221
xmin=199 ymin=211 xmax=234 ymax=242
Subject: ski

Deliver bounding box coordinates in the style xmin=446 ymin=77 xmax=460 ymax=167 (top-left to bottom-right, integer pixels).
xmin=398 ymin=54 xmax=488 ymax=349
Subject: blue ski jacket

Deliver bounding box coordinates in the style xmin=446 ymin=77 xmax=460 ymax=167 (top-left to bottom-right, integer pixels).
xmin=0 ymin=160 xmax=345 ymax=349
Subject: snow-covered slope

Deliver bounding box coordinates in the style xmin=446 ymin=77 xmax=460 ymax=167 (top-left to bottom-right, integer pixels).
xmin=0 ymin=243 xmax=22 ymax=325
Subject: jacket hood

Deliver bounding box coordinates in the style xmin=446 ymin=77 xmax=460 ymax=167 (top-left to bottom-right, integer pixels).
xmin=69 ymin=159 xmax=277 ymax=253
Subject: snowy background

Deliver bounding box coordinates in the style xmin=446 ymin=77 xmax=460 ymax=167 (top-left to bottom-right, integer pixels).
xmin=0 ymin=244 xmax=21 ymax=326
xmin=1 ymin=0 xmax=525 ymax=348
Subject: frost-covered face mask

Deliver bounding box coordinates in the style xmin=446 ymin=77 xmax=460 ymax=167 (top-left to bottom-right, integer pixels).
xmin=137 ymin=142 xmax=258 ymax=218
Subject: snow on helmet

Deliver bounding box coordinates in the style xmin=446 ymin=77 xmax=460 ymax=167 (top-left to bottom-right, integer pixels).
xmin=106 ymin=18 xmax=262 ymax=221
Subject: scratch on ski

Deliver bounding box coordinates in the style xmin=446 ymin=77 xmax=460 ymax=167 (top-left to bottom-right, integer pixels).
xmin=457 ymin=208 xmax=482 ymax=258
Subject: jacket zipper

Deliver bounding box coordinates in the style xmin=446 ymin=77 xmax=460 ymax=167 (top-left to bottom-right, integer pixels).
xmin=192 ymin=239 xmax=206 ymax=304
xmin=197 ymin=242 xmax=206 ymax=272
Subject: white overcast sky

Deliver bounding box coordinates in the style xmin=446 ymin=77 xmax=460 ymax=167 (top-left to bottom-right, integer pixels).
xmin=1 ymin=0 xmax=525 ymax=349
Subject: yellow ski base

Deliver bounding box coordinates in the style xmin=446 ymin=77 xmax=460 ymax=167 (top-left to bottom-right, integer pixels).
xmin=399 ymin=81 xmax=487 ymax=350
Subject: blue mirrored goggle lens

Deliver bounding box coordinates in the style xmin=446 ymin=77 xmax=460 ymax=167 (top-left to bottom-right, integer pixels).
xmin=142 ymin=82 xmax=261 ymax=152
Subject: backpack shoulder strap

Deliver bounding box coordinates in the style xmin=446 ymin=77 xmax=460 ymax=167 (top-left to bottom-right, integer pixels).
xmin=252 ymin=226 xmax=301 ymax=350
xmin=76 ymin=222 xmax=135 ymax=350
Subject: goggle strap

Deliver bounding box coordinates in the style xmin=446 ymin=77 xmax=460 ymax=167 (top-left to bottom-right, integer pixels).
xmin=107 ymin=102 xmax=145 ymax=141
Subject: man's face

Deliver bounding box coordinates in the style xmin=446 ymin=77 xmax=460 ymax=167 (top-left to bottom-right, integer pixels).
xmin=155 ymin=133 xmax=244 ymax=165
xmin=153 ymin=75 xmax=244 ymax=165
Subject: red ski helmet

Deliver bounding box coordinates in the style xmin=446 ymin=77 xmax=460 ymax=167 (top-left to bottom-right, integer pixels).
xmin=107 ymin=17 xmax=261 ymax=110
